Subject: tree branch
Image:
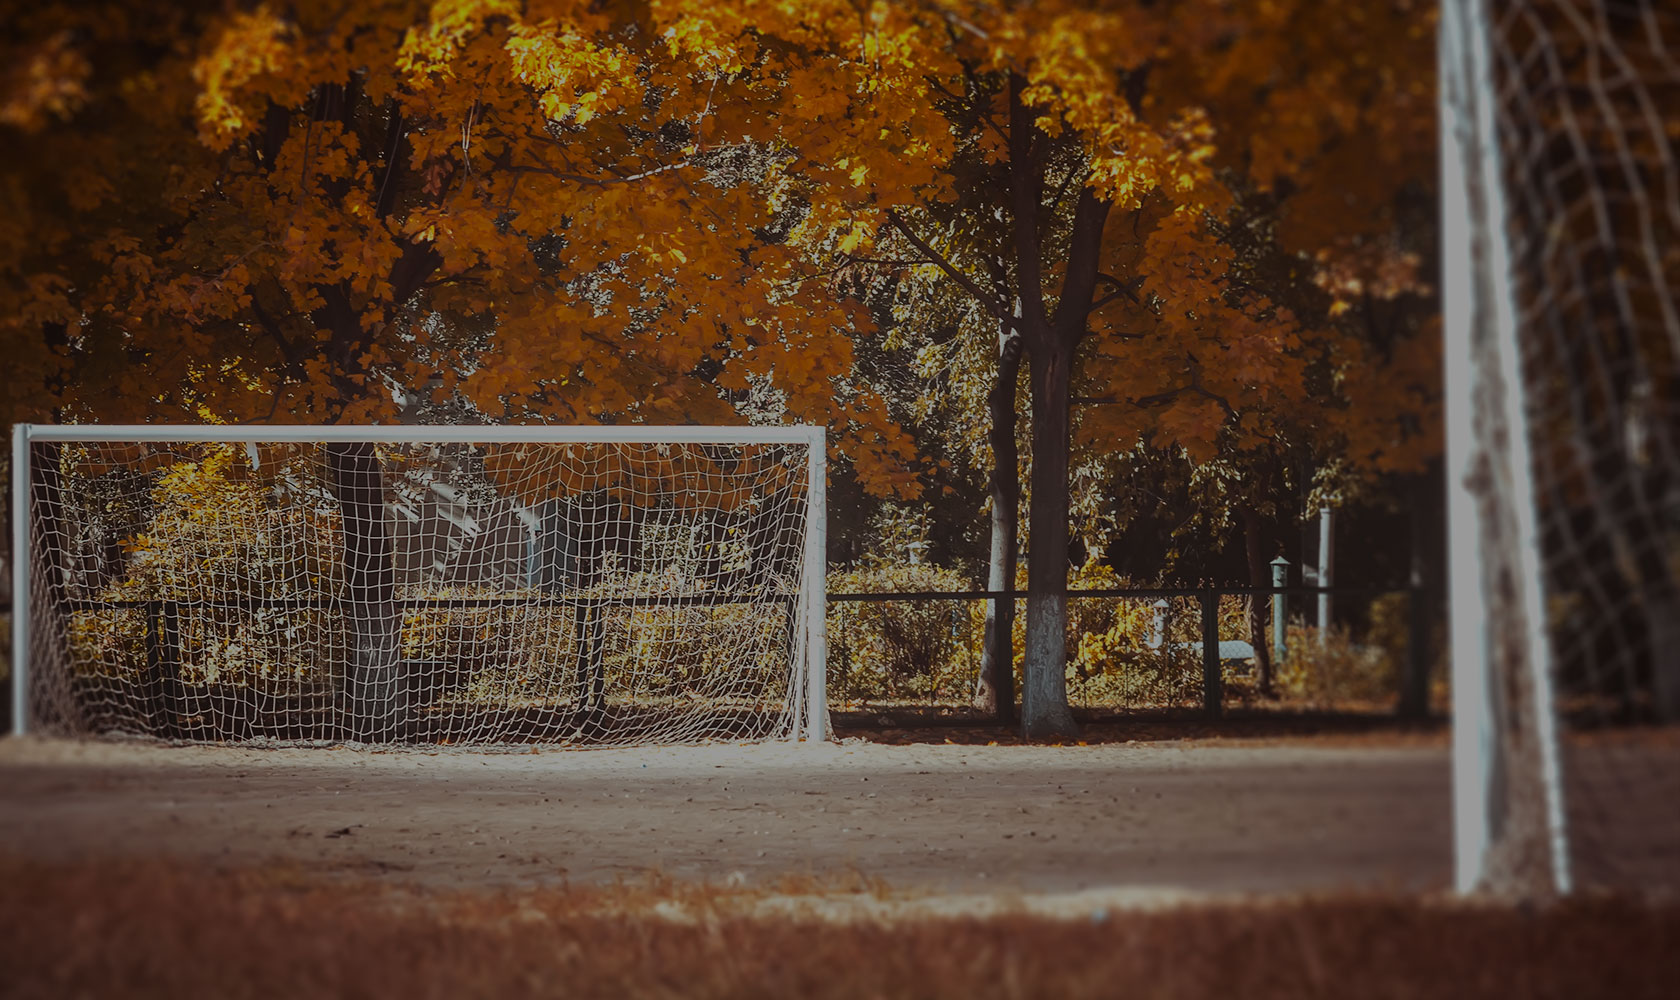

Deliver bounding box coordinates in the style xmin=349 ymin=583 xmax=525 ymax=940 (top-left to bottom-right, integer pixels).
xmin=511 ymin=158 xmax=692 ymax=188
xmin=1089 ymin=289 xmax=1133 ymax=312
xmin=883 ymin=208 xmax=1015 ymax=329
xmin=1051 ymin=183 xmax=1113 ymax=335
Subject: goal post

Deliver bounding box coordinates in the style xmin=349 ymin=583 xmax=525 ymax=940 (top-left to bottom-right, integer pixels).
xmin=11 ymin=423 xmax=28 ymax=738
xmin=1440 ymin=0 xmax=1573 ymax=899
xmin=1441 ymin=0 xmax=1680 ymax=898
xmin=9 ymin=423 xmax=830 ymax=748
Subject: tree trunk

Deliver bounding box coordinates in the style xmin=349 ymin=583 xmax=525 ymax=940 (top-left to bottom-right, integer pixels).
xmin=976 ymin=328 xmax=1023 ymax=724
xmin=327 ymin=442 xmax=399 ymax=742
xmin=1004 ymin=73 xmax=1106 ymax=741
xmin=1241 ymin=506 xmax=1274 ymax=695
xmin=1021 ymin=332 xmax=1079 ymax=740
xmin=1401 ymin=459 xmax=1445 ymax=718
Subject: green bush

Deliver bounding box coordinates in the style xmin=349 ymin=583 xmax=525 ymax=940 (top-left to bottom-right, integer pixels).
xmin=1273 ymin=613 xmax=1399 ymax=707
xmin=827 ymin=560 xmax=1257 ymax=710
xmin=826 ymin=563 xmax=980 ymax=705
xmin=1056 ymin=563 xmax=1251 ymax=708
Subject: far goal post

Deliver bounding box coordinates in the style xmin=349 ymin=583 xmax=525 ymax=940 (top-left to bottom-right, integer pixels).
xmin=9 ymin=424 xmax=830 ymax=748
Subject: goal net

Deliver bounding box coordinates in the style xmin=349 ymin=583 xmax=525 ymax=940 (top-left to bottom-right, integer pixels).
xmin=10 ymin=426 xmax=828 ymax=748
xmin=1442 ymin=0 xmax=1679 ymax=896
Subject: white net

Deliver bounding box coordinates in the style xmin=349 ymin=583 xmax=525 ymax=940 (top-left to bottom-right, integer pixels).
xmin=18 ymin=431 xmax=822 ymax=748
xmin=1471 ymin=0 xmax=1680 ymax=891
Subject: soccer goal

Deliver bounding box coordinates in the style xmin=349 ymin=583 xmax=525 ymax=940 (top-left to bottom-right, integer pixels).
xmin=9 ymin=424 xmax=829 ymax=748
xmin=1441 ymin=0 xmax=1679 ymax=897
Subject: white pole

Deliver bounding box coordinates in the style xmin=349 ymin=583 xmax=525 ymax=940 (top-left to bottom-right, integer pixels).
xmin=803 ymin=427 xmax=828 ymax=742
xmin=11 ymin=424 xmax=28 ymax=737
xmin=1441 ymin=0 xmax=1571 ymax=895
xmin=1442 ymin=0 xmax=1490 ymax=892
xmin=1317 ymin=508 xmax=1334 ymax=646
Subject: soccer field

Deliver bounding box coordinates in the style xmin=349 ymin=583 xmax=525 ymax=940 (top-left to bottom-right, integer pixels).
xmin=6 ymin=732 xmax=1672 ymax=901
xmin=0 ymin=736 xmax=1458 ymax=899
xmin=4 ymin=734 xmax=1676 ymax=999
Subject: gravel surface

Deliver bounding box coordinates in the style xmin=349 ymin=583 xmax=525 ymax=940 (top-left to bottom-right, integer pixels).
xmin=0 ymin=736 xmax=1455 ymax=896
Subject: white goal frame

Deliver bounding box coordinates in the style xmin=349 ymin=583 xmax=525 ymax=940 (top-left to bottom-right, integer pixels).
xmin=1440 ymin=0 xmax=1571 ymax=896
xmin=9 ymin=423 xmax=830 ymax=744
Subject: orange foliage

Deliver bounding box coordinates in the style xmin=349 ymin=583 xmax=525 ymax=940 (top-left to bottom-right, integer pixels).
xmin=0 ymin=0 xmax=1439 ymax=489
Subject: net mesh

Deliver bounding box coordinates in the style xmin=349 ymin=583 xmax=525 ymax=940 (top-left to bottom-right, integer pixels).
xmin=22 ymin=435 xmax=817 ymax=748
xmin=1486 ymin=0 xmax=1680 ymax=890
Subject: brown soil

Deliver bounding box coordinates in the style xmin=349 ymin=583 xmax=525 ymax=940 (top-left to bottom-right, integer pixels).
xmin=0 ymin=729 xmax=1669 ymax=898
xmin=0 ymin=734 xmax=1454 ymax=896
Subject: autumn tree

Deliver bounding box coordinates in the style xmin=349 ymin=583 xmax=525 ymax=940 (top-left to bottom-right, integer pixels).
xmin=814 ymin=1 xmax=1440 ymax=731
xmin=4 ymin=0 xmax=1442 ymax=737
xmin=699 ymin=3 xmax=1303 ymax=736
xmin=2 ymin=0 xmax=924 ymax=731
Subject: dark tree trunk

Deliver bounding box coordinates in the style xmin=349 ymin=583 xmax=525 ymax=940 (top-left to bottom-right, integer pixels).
xmin=976 ymin=327 xmax=1023 ymax=724
xmin=1020 ymin=330 xmax=1079 ymax=740
xmin=327 ymin=442 xmax=398 ymax=741
xmin=1241 ymin=506 xmax=1274 ymax=696
xmin=1401 ymin=458 xmax=1445 ymax=718
xmin=1002 ymin=73 xmax=1109 ymax=740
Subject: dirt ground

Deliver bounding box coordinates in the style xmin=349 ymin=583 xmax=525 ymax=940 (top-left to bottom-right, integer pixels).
xmin=1 ymin=734 xmax=1455 ymax=898
xmin=0 ymin=731 xmax=1671 ymax=901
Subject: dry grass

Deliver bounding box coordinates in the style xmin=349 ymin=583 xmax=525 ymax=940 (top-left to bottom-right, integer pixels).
xmin=2 ymin=857 xmax=1674 ymax=999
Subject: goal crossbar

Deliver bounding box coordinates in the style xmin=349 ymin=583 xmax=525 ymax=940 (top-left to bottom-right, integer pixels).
xmin=14 ymin=424 xmax=824 ymax=445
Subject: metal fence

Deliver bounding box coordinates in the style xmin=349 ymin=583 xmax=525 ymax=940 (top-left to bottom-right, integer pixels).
xmin=3 ymin=586 xmax=1429 ymax=734
xmin=829 ymin=584 xmax=1430 ymax=720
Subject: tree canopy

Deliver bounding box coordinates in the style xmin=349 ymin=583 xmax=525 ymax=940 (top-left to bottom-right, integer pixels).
xmin=2 ymin=0 xmax=1443 ymax=736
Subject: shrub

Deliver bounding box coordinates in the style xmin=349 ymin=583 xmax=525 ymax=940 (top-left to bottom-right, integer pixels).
xmin=1273 ymin=612 xmax=1399 ymax=707
xmin=826 ymin=563 xmax=980 ymax=705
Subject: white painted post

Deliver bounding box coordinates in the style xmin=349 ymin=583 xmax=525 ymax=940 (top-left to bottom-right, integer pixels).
xmin=1441 ymin=0 xmax=1571 ymax=895
xmin=11 ymin=424 xmax=28 ymax=737
xmin=803 ymin=427 xmax=828 ymax=742
xmin=1270 ymin=556 xmax=1289 ymax=668
xmin=1317 ymin=508 xmax=1335 ymax=646
xmin=1149 ymin=599 xmax=1168 ymax=651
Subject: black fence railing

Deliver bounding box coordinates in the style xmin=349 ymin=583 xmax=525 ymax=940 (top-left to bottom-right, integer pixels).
xmin=5 ymin=585 xmax=1431 ymax=734
xmin=828 ymin=585 xmax=1431 ymax=721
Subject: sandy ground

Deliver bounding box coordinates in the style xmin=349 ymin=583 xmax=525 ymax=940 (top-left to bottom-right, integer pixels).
xmin=2 ymin=733 xmax=1674 ymax=905
xmin=1 ymin=736 xmax=1459 ymax=899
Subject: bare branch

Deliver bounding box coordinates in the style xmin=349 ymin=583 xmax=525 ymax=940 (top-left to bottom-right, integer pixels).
xmin=883 ymin=208 xmax=1015 ymax=329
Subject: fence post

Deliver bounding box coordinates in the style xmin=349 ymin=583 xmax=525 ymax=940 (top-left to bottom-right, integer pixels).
xmin=1202 ymin=591 xmax=1221 ymax=718
xmin=1270 ymin=556 xmax=1289 ymax=667
xmin=1317 ymin=508 xmax=1335 ymax=644
xmin=1149 ymin=598 xmax=1168 ymax=651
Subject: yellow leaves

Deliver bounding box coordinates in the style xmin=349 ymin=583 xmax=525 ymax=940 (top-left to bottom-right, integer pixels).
xmin=397 ymin=0 xmax=520 ymax=85
xmin=1313 ymin=240 xmax=1428 ymax=313
xmin=191 ymin=5 xmax=293 ymax=150
xmin=836 ymin=219 xmax=874 ymax=255
xmin=0 ymin=30 xmax=91 ymax=132
xmin=503 ymin=21 xmax=636 ymax=125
